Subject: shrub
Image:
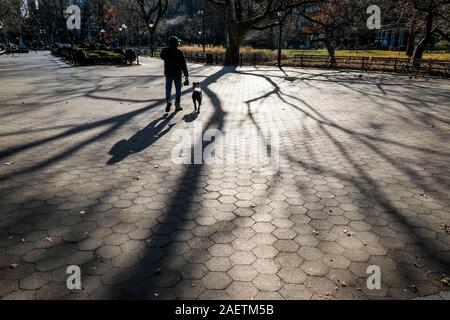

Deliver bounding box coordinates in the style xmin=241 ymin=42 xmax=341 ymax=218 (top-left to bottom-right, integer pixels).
xmin=73 ymin=48 xmax=88 ymax=65
xmin=114 ymin=48 xmax=125 ymax=55
xmin=179 ymin=45 xmax=289 ymax=63
xmin=435 ymin=40 xmax=450 ymax=51
xmin=125 ymin=49 xmax=137 ymax=64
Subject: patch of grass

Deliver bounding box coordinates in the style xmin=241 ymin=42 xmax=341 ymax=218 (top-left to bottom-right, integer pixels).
xmin=180 ymin=45 xmax=289 ymax=61
xmin=180 ymin=46 xmax=450 ymax=61
xmin=84 ymin=50 xmax=124 ymax=59
xmin=287 ymin=49 xmax=450 ymax=61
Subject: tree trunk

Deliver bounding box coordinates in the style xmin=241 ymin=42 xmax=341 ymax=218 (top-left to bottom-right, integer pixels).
xmin=406 ymin=30 xmax=416 ymax=57
xmin=225 ymin=23 xmax=241 ymax=66
xmin=414 ymin=7 xmax=433 ymax=62
xmin=324 ymin=37 xmax=336 ymax=66
xmin=147 ymin=26 xmax=156 ymax=56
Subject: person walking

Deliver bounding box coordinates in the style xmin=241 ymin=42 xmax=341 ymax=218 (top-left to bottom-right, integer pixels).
xmin=160 ymin=36 xmax=189 ymax=113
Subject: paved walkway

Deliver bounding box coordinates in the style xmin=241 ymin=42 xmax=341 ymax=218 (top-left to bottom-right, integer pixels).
xmin=0 ymin=52 xmax=449 ymax=299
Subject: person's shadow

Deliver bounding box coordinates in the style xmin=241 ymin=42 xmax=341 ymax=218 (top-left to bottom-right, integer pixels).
xmin=182 ymin=111 xmax=199 ymax=123
xmin=107 ymin=113 xmax=177 ymax=165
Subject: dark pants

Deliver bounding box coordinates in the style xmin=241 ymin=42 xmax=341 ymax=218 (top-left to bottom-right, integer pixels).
xmin=165 ymin=76 xmax=182 ymax=106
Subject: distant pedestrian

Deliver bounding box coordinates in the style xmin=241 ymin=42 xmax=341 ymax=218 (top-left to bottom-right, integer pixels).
xmin=160 ymin=36 xmax=189 ymax=113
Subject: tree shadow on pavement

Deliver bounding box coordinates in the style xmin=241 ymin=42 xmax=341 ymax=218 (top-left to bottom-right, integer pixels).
xmin=107 ymin=112 xmax=177 ymax=165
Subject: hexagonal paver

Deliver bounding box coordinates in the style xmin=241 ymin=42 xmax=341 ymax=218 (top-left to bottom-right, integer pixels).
xmin=19 ymin=272 xmax=51 ymax=290
xmin=226 ymin=281 xmax=259 ymax=299
xmin=180 ymin=264 xmax=209 ymax=280
xmin=208 ymin=244 xmax=235 ymax=257
xmin=252 ymin=245 xmax=278 ymax=259
xmin=278 ymin=267 xmax=308 ymax=284
xmin=228 ymin=265 xmax=258 ymax=281
xmin=300 ymin=260 xmax=329 ymax=276
xmin=252 ymin=274 xmax=283 ymax=291
xmin=202 ymin=272 xmax=232 ymax=290
xmin=205 ymin=257 xmax=233 ymax=272
xmin=230 ymin=251 xmax=257 ymax=265
xmin=252 ymin=259 xmax=280 ymax=274
xmin=280 ymin=284 xmax=313 ymax=300
xmin=96 ymin=246 xmax=122 ymax=259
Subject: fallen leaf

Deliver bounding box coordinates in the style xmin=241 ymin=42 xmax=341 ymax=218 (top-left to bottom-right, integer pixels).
xmin=410 ymin=285 xmax=418 ymax=293
xmin=3 ymin=162 xmax=13 ymax=166
xmin=441 ymin=275 xmax=450 ymax=286
xmin=45 ymin=236 xmax=52 ymax=242
xmin=337 ymin=279 xmax=347 ymax=287
xmin=9 ymin=262 xmax=18 ymax=269
xmin=312 ymin=230 xmax=319 ymax=236
xmin=439 ymin=224 xmax=450 ymax=233
xmin=343 ymin=229 xmax=354 ymax=236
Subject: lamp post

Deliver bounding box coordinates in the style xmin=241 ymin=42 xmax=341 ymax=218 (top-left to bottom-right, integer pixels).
xmin=119 ymin=24 xmax=128 ymax=48
xmin=197 ymin=9 xmax=205 ymax=52
xmin=148 ymin=22 xmax=154 ymax=57
xmin=277 ymin=6 xmax=285 ymax=68
xmin=118 ymin=26 xmax=123 ymax=48
xmin=100 ymin=29 xmax=106 ymax=44
xmin=0 ymin=23 xmax=4 ymax=49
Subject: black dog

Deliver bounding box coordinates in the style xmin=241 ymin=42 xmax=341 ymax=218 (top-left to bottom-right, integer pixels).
xmin=192 ymin=82 xmax=203 ymax=113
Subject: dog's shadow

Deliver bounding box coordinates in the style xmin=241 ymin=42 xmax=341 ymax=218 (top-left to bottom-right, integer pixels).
xmin=183 ymin=111 xmax=199 ymax=123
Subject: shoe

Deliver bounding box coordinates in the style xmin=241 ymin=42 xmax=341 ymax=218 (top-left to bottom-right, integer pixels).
xmin=165 ymin=102 xmax=172 ymax=113
xmin=175 ymin=104 xmax=183 ymax=112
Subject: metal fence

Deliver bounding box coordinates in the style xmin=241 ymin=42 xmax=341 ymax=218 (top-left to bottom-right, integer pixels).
xmin=288 ymin=55 xmax=450 ymax=77
xmin=140 ymin=49 xmax=449 ymax=78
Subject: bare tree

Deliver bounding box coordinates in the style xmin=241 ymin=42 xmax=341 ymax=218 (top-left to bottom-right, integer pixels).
xmin=296 ymin=0 xmax=356 ymax=66
xmin=413 ymin=0 xmax=450 ymax=61
xmin=128 ymin=0 xmax=168 ymax=53
xmin=206 ymin=0 xmax=304 ymax=65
